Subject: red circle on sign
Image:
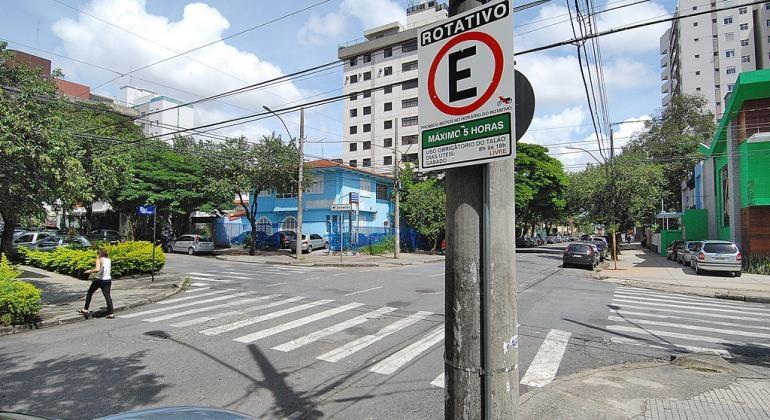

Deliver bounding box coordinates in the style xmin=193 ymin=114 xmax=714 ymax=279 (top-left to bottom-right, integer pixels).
xmin=427 ymin=31 xmax=504 ymax=116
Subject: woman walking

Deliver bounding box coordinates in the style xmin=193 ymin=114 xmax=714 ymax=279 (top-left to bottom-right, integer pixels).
xmin=78 ymin=249 xmax=114 ymax=319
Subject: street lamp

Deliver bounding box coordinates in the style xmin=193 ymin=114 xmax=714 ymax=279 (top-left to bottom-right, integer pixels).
xmin=263 ymin=105 xmax=305 ymax=261
xmin=565 ymin=145 xmax=604 ymax=165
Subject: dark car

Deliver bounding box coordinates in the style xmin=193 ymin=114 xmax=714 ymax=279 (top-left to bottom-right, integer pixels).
xmin=589 ymin=239 xmax=608 ymax=261
xmin=666 ymin=240 xmax=686 ymax=261
xmin=563 ymin=243 xmax=598 ymax=269
xmin=88 ymin=229 xmax=122 ymax=244
xmin=275 ymin=230 xmax=297 ymax=249
xmin=516 ymin=237 xmax=530 ymax=248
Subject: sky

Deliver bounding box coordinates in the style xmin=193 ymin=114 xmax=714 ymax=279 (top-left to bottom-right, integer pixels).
xmin=0 ymin=0 xmax=678 ymax=171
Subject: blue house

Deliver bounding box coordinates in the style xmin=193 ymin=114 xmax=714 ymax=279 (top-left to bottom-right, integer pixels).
xmin=248 ymin=159 xmax=394 ymax=249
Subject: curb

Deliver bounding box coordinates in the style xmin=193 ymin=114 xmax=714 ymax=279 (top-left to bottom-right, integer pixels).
xmin=0 ymin=277 xmax=189 ymax=336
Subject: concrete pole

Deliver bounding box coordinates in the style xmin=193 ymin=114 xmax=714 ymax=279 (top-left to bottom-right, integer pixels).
xmin=445 ymin=1 xmax=518 ymax=419
xmin=296 ymin=108 xmax=305 ymax=261
xmin=394 ymin=121 xmax=400 ymax=259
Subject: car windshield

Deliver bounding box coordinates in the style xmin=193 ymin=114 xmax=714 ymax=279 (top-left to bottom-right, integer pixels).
xmin=703 ymin=243 xmax=738 ymax=253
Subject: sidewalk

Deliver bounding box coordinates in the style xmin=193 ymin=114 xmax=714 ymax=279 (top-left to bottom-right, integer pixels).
xmin=596 ymin=245 xmax=770 ymax=303
xmin=1 ymin=266 xmax=187 ymax=335
xmin=521 ymin=354 xmax=770 ymax=419
xmin=214 ymin=249 xmax=445 ymax=267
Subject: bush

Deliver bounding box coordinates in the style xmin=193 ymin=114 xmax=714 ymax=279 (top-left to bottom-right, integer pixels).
xmin=359 ymin=236 xmax=395 ymax=255
xmin=21 ymin=241 xmax=165 ymax=279
xmin=744 ymin=254 xmax=770 ymax=275
xmin=0 ymin=255 xmax=21 ymax=281
xmin=0 ymin=279 xmax=42 ymax=326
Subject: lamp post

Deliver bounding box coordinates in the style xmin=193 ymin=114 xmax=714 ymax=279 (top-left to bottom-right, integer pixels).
xmin=263 ymin=106 xmax=305 ymax=261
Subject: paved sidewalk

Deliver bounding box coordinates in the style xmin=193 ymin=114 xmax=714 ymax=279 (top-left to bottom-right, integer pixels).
xmin=521 ymin=355 xmax=770 ymax=419
xmin=1 ymin=265 xmax=186 ymax=335
xmin=214 ymin=250 xmax=445 ymax=267
xmin=596 ymin=245 xmax=770 ymax=303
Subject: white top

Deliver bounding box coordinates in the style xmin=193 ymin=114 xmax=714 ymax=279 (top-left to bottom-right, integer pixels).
xmin=98 ymin=257 xmax=112 ymax=281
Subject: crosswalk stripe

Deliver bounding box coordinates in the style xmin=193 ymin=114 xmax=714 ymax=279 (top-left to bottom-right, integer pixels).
xmin=317 ymin=311 xmax=433 ymax=363
xmin=170 ymin=297 xmax=305 ymax=328
xmin=187 ymin=272 xmax=216 ymax=277
xmin=609 ymin=337 xmax=732 ymax=357
xmin=143 ymin=295 xmax=279 ymax=322
xmin=273 ymin=307 xmax=396 ymax=352
xmin=234 ymin=302 xmax=365 ymax=343
xmin=369 ymin=325 xmax=444 ymax=375
xmin=608 ymin=315 xmax=770 ymax=339
xmin=188 ymin=276 xmax=234 ymax=283
xmin=431 ymin=372 xmax=445 ymax=388
xmin=199 ymin=299 xmax=333 ymax=336
xmin=158 ymin=289 xmax=233 ymax=304
xmin=606 ymin=325 xmax=770 ymax=348
xmin=610 ymin=302 xmax=770 ymax=323
xmin=612 ymin=293 xmax=770 ymax=315
xmin=520 ymin=329 xmax=571 ymax=388
xmin=615 ymin=287 xmax=769 ymax=308
xmin=612 ymin=298 xmax=770 ymax=318
xmin=185 ymin=287 xmax=211 ymax=293
xmin=610 ymin=309 xmax=770 ymax=331
xmin=221 ymin=271 xmax=253 ymax=276
xmin=121 ymin=292 xmax=252 ymax=318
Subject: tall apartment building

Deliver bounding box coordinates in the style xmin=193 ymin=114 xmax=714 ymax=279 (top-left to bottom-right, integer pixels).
xmin=661 ymin=0 xmax=770 ymax=118
xmin=338 ymin=0 xmax=448 ymax=171
xmin=120 ymin=86 xmax=194 ymax=138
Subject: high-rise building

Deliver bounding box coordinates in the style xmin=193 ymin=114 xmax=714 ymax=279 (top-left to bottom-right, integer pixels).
xmin=120 ymin=86 xmax=194 ymax=138
xmin=337 ymin=1 xmax=448 ymax=171
xmin=660 ymin=0 xmax=770 ymax=118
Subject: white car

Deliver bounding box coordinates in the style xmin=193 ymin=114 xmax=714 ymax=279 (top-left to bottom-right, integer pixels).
xmin=692 ymin=240 xmax=742 ymax=277
xmin=290 ymin=234 xmax=328 ymax=253
xmin=168 ymin=234 xmax=215 ymax=255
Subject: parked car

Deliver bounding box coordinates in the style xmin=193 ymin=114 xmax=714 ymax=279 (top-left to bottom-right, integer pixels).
xmin=515 ymin=237 xmax=530 ymax=248
xmin=33 ymin=235 xmax=91 ymax=252
xmin=678 ymin=241 xmax=702 ymax=265
xmin=692 ymin=240 xmax=742 ymax=277
xmin=290 ymin=234 xmax=328 ymax=253
xmin=11 ymin=231 xmax=56 ymax=252
xmin=563 ymin=242 xmax=599 ymax=269
xmin=88 ymin=229 xmax=122 ymax=244
xmin=590 ymin=239 xmax=608 ymax=261
xmin=666 ymin=240 xmax=686 ymax=261
xmin=275 ymin=230 xmax=297 ymax=249
xmin=168 ymin=234 xmax=215 ymax=255
xmin=534 ymin=236 xmax=545 ymax=246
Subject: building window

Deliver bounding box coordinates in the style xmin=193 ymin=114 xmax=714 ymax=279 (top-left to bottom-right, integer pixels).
xmin=349 ymin=159 xmax=358 ymax=167
xmin=766 ymin=2 xmax=770 ymax=9
xmin=350 ymin=108 xmax=357 ymax=118
xmin=401 ymin=134 xmax=418 ymax=145
xmin=728 ymin=83 xmax=735 ymax=92
xmin=350 ymin=92 xmax=358 ymax=101
xmin=363 ymin=123 xmax=371 ymax=132
xmin=693 ymin=21 xmax=698 ymax=27
xmin=402 ymin=153 xmax=418 ymax=163
xmin=384 ymin=85 xmax=392 ymax=94
xmin=363 ymin=141 xmax=371 ymax=150
xmin=281 ymin=216 xmax=298 ymax=232
xmin=383 ymin=66 xmax=393 ymax=76
xmin=308 ymin=177 xmax=324 ymax=194
xmin=402 ymin=78 xmax=418 ymax=90
xmin=725 ymin=50 xmax=735 ymax=57
xmin=363 ymin=158 xmax=371 ymax=167
xmin=256 ymin=217 xmax=273 ymax=235
xmin=714 ymin=51 xmax=719 ymax=56
xmin=376 ymin=183 xmax=389 ymax=200
xmin=349 ymin=57 xmax=357 ymax=67
xmin=742 ymin=55 xmax=751 ymax=62
xmin=712 ymin=18 xmax=716 ymax=23
xmin=384 ymin=102 xmax=392 ymax=112
xmin=350 ymin=142 xmax=358 ymax=152
xmin=695 ymin=54 xmax=700 ymax=58
xmin=384 ymin=120 xmax=393 ymax=129
xmin=363 ymin=106 xmax=371 ymax=115
xmin=692 ymin=5 xmax=697 ymax=10
xmin=740 ymin=23 xmax=749 ymax=30
xmin=724 ymin=32 xmax=735 ymax=41
xmin=694 ymin=38 xmax=699 ymax=42
xmin=741 ymin=39 xmax=749 ymax=46
xmin=384 ymin=138 xmax=393 ymax=148
xmin=696 ymin=71 xmax=700 ymax=75
xmin=360 ymin=180 xmax=371 ymax=197
xmin=363 ymin=53 xmax=371 ymax=63
xmin=739 ymin=6 xmax=747 ymax=14
xmin=696 ymin=87 xmax=702 ymax=92
xmin=767 ymin=35 xmax=770 ymax=43
xmin=402 ymin=116 xmax=418 ymax=127
xmin=350 ymin=125 xmax=358 ymax=135
xmin=402 ymin=40 xmax=417 ymax=53
xmin=402 ymin=97 xmax=418 ymax=108
xmin=384 ymin=155 xmax=393 ymax=165
xmin=724 ymin=16 xmax=733 ymax=24
xmin=726 ymin=66 xmax=736 ymax=74
xmin=402 ymin=60 xmax=418 ymax=72
xmin=768 ymin=19 xmax=770 ymax=27
xmin=350 ymin=74 xmax=359 ymax=83
xmin=363 ymin=71 xmax=371 ymax=81
xmin=363 ymin=90 xmax=371 ymax=98
xmin=384 ymin=47 xmax=392 ymax=58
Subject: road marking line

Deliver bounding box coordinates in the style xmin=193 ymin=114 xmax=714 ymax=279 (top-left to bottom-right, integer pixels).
xmin=170 ymin=297 xmax=304 ymax=328
xmin=234 ymin=302 xmax=365 ymax=343
xmin=428 ymin=273 xmax=444 ymax=278
xmin=188 ymin=276 xmax=234 ymax=283
xmin=606 ymin=325 xmax=770 ymax=348
xmin=610 ymin=302 xmax=770 ymax=323
xmin=158 ymin=289 xmax=233 ymax=304
xmin=610 ymin=309 xmax=770 ymax=331
xmin=609 ymin=336 xmax=732 ymax=357
xmin=615 ymin=287 xmax=769 ymax=308
xmin=273 ymin=307 xmax=396 ymax=352
xmin=187 ymin=272 xmax=216 ymax=277
xmin=121 ymin=292 xmax=251 ymax=318
xmin=199 ymin=299 xmax=333 ymax=336
xmin=333 ymin=273 xmax=347 ymax=276
xmin=189 ymin=283 xmax=211 ymax=288
xmin=612 ymin=298 xmax=770 ymax=318
xmin=318 ymin=311 xmax=433 ymax=363
xmin=265 ymin=282 xmax=288 ymax=287
xmin=344 ymin=286 xmax=383 ymax=296
xmin=304 ymin=277 xmax=321 ymax=281
xmin=369 ymin=325 xmax=444 ymax=375
xmin=608 ymin=315 xmax=770 ymax=339
xmin=431 ymin=372 xmax=445 ymax=388
xmin=221 ymin=271 xmax=252 ymax=276
xmin=520 ymin=329 xmax=571 ymax=388
xmin=612 ymin=290 xmax=766 ymax=309
xmin=612 ymin=293 xmax=770 ymax=314
xmin=143 ymin=295 xmax=278 ymax=322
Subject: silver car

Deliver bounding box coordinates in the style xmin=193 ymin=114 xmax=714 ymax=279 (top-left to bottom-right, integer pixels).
xmin=290 ymin=234 xmax=328 ymax=253
xmin=168 ymin=234 xmax=215 ymax=255
xmin=679 ymin=241 xmax=703 ymax=265
xmin=33 ymin=235 xmax=91 ymax=252
xmin=692 ymin=240 xmax=742 ymax=277
xmin=11 ymin=231 xmax=55 ymax=252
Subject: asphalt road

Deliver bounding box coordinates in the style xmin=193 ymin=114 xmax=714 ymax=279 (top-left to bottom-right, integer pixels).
xmin=2 ymin=245 xmax=769 ymax=419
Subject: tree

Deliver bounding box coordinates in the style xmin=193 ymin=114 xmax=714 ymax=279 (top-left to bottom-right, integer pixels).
xmin=514 ymin=143 xmax=569 ymax=236
xmin=207 ymin=135 xmax=310 ymax=256
xmin=399 ymin=165 xmax=446 ymax=252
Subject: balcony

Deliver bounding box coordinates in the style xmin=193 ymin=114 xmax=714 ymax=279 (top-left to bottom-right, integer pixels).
xmin=661 ymin=69 xmax=669 ymax=81
xmin=662 ymin=83 xmax=670 ymax=94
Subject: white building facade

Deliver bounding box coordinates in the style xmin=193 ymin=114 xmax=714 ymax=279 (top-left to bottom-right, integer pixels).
xmin=338 ymin=1 xmax=448 ymax=171
xmin=661 ymin=0 xmax=770 ymax=118
xmin=120 ymin=86 xmax=195 ymax=138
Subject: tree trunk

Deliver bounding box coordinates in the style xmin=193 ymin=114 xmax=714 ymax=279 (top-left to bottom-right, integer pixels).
xmin=1 ymin=215 xmax=16 ymax=261
xmin=248 ymin=216 xmax=257 ymax=256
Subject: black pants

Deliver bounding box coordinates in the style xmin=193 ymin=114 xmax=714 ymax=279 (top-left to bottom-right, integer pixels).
xmin=84 ymin=280 xmax=113 ymax=315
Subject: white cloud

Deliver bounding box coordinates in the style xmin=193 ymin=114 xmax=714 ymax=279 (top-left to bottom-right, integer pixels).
xmin=298 ymin=0 xmax=405 ymax=45
xmin=604 ymin=58 xmax=657 ymax=90
xmin=341 ymin=0 xmax=405 ymax=29
xmin=521 ymin=106 xmax=587 ymax=146
xmin=298 ymin=11 xmax=348 ymax=46
xmin=515 ymin=54 xmax=586 ymax=110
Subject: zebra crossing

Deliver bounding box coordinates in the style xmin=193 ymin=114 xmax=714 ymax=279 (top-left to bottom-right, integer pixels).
xmin=182 ymin=265 xmax=329 ymax=285
xmin=120 ymin=287 xmax=446 ymax=388
xmin=606 ymin=286 xmax=770 ymax=358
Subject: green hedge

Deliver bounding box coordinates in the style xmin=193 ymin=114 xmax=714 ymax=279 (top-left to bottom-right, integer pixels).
xmin=21 ymin=241 xmax=165 ymax=279
xmin=0 ymin=256 xmax=42 ymax=325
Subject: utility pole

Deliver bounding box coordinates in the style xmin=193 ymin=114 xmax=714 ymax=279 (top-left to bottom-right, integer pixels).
xmin=393 ymin=121 xmax=400 ymax=259
xmin=445 ymin=1 xmax=518 ymax=419
xmin=297 ymin=108 xmax=305 ymax=261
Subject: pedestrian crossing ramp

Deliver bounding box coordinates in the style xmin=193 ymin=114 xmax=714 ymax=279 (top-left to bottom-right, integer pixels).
xmin=121 ymin=287 xmax=447 ymax=388
xmin=606 ymin=286 xmax=770 ymax=359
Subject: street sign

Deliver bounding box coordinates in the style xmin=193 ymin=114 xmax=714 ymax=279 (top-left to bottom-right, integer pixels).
xmin=331 ymin=204 xmax=353 ymax=211
xmin=418 ymin=0 xmax=514 ymax=172
xmin=137 ymin=205 xmax=156 ymax=216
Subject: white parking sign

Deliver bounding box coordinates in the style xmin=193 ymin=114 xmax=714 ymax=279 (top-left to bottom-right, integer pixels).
xmin=418 ymin=0 xmax=514 ymax=172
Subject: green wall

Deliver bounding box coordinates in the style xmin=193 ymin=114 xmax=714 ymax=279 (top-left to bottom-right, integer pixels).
xmin=682 ymin=209 xmax=708 ymax=240
xmin=660 ymin=230 xmax=682 ymax=256
xmin=740 ymin=140 xmax=770 ymax=207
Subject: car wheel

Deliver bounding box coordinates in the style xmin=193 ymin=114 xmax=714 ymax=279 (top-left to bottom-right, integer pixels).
xmin=187 ymin=247 xmax=195 ymax=256
xmin=563 ymin=262 xmax=569 ymax=268
xmin=307 ymin=245 xmax=312 ymax=254
xmin=734 ymin=271 xmax=742 ymax=278
xmin=168 ymin=246 xmax=173 ymax=253
xmin=324 ymin=241 xmax=329 ymax=249
xmin=694 ymin=262 xmax=702 ymax=275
